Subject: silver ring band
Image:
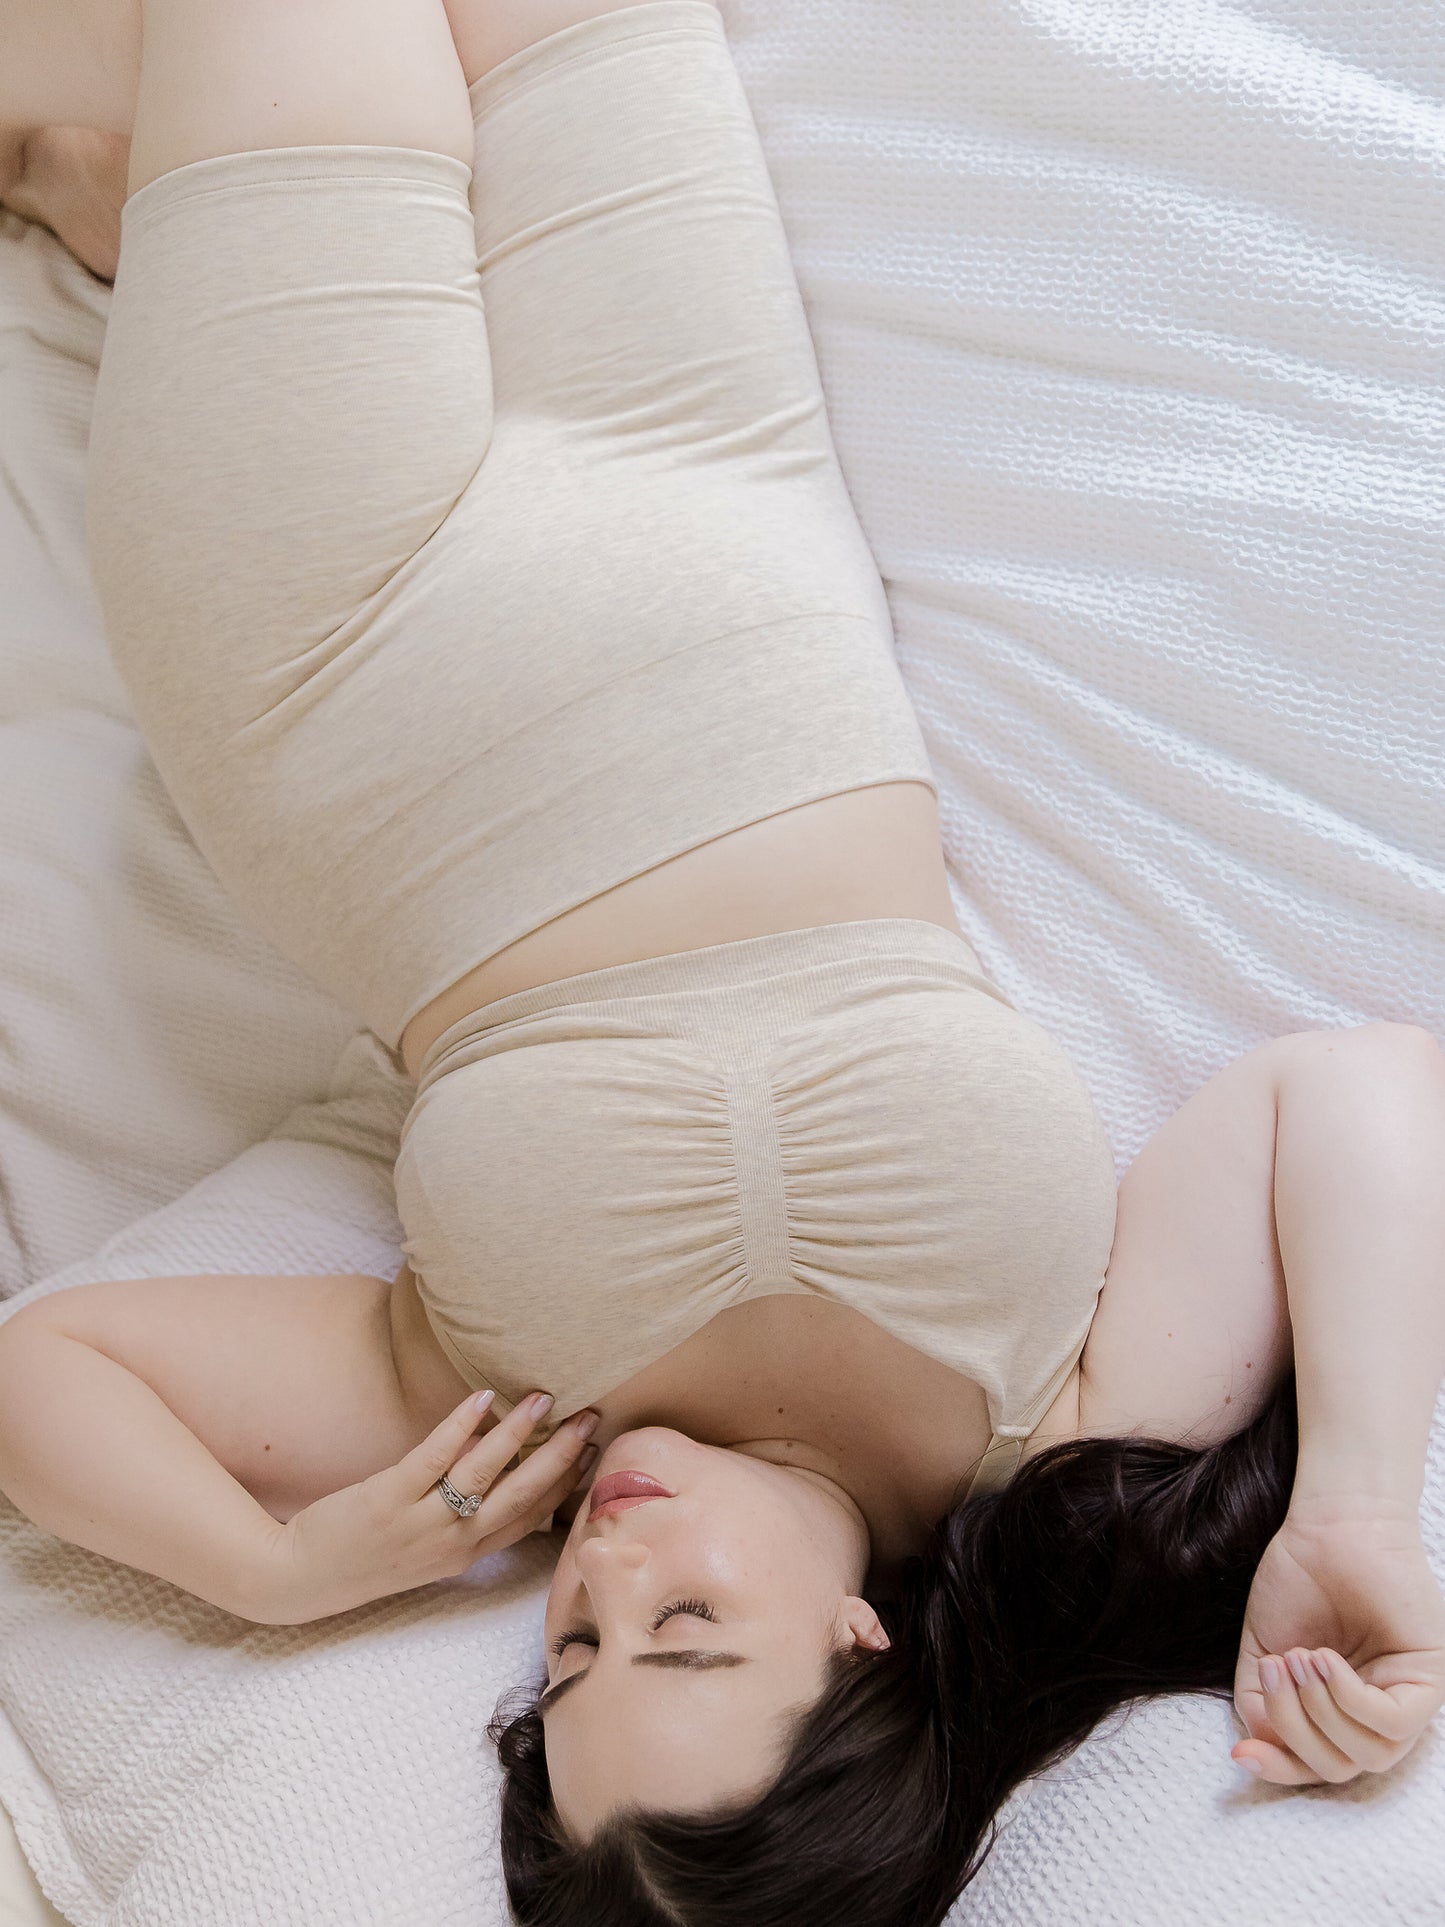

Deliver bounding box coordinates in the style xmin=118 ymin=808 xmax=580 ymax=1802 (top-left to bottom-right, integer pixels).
xmin=435 ymin=1472 xmax=482 ymax=1519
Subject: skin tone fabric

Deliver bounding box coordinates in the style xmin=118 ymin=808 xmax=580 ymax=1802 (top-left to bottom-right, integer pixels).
xmin=81 ymin=1 xmax=1114 ymax=1454
xmin=83 ymin=4 xmax=936 ymax=1054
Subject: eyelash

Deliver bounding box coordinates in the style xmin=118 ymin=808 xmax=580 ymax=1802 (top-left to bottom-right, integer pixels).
xmin=549 ymin=1597 xmax=715 ymax=1658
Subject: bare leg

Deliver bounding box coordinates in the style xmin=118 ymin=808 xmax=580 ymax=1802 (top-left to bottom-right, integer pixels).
xmin=0 ymin=0 xmax=693 ymax=149
xmin=0 ymin=0 xmax=142 ymax=134
xmin=0 ymin=0 xmax=139 ymax=276
xmin=2 ymin=126 xmax=129 ymax=278
xmin=1 ymin=0 xmax=709 ymax=278
xmin=125 ymin=0 xmax=476 ymax=200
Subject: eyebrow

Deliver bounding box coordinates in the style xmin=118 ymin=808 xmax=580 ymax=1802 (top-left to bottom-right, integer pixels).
xmin=538 ymin=1650 xmax=750 ymax=1718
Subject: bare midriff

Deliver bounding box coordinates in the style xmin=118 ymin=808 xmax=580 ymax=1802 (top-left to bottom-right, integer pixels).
xmin=397 ymin=780 xmax=965 ymax=1079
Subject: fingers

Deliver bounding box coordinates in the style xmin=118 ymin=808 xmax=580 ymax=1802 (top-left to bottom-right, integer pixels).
xmin=394 ymin=1388 xmax=500 ymax=1502
xmin=1232 ymin=1736 xmax=1321 ymax=1787
xmin=446 ymin=1395 xmax=593 ymax=1526
xmin=479 ymin=1444 xmax=600 ymax=1552
xmin=1284 ymin=1651 xmax=1404 ymax=1772
xmin=1309 ymin=1648 xmax=1437 ymax=1746
xmin=1294 ymin=1650 xmax=1414 ymax=1765
xmin=447 ymin=1391 xmax=568 ymax=1502
xmin=1255 ymin=1650 xmax=1359 ymax=1783
xmin=1236 ymin=1649 xmax=1418 ymax=1786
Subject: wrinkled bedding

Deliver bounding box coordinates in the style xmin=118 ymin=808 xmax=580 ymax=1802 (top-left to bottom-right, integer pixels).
xmin=2 ymin=1 xmax=1443 ymax=1920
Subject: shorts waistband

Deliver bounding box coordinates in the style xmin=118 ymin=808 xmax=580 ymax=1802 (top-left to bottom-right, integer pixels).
xmin=412 ymin=917 xmax=1002 ymax=1092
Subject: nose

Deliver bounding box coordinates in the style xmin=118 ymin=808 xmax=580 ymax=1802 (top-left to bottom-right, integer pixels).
xmin=576 ymin=1528 xmax=650 ymax=1574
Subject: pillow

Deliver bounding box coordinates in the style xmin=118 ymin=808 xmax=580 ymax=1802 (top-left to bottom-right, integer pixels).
xmin=0 ymin=212 xmax=357 ymax=1295
xmin=3 ymin=0 xmax=1444 ymax=1918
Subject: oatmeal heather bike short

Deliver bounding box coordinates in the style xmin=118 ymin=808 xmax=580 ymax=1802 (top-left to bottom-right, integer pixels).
xmin=84 ymin=0 xmax=936 ymax=1052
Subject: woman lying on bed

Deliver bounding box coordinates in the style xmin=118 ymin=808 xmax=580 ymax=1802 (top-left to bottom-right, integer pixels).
xmin=2 ymin=3 xmax=1443 ymax=1923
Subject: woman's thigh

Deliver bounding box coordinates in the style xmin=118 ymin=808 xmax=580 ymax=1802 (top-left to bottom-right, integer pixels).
xmin=0 ymin=0 xmax=692 ymax=149
xmin=125 ymin=0 xmax=475 ymax=198
xmin=0 ymin=0 xmax=141 ymax=135
xmin=86 ymin=0 xmax=884 ymax=1047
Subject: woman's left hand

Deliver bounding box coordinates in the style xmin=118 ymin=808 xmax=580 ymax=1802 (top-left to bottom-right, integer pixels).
xmin=250 ymin=1391 xmax=596 ymax=1624
xmin=1233 ymin=1501 xmax=1445 ymax=1786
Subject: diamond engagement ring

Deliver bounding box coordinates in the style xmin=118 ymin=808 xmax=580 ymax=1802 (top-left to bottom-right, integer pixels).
xmin=435 ymin=1472 xmax=482 ymax=1519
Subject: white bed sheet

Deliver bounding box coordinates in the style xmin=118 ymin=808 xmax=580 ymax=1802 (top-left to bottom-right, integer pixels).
xmin=2 ymin=0 xmax=1444 ymax=1919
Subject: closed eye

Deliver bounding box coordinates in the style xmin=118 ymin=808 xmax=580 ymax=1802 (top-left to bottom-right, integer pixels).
xmin=650 ymin=1597 xmax=716 ymax=1632
xmin=550 ymin=1597 xmax=715 ymax=1658
xmin=549 ymin=1628 xmax=597 ymax=1658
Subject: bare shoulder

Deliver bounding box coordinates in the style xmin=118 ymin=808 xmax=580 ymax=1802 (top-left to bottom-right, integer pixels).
xmin=5 ymin=1270 xmax=426 ymax=1520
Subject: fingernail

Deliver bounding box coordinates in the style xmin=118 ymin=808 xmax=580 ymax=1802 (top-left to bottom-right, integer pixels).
xmin=1312 ymin=1650 xmax=1332 ymax=1681
xmin=573 ymin=1411 xmax=599 ymax=1441
xmin=1238 ymin=1756 xmax=1264 ymax=1778
xmin=578 ymin=1445 xmax=599 ymax=1472
xmin=472 ymin=1390 xmax=495 ymax=1414
xmin=1287 ymin=1652 xmax=1310 ymax=1687
xmin=526 ymin=1392 xmax=554 ymax=1420
xmin=1260 ymin=1658 xmax=1281 ymax=1691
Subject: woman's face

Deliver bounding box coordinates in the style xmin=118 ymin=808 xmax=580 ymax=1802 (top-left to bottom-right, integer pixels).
xmin=539 ymin=1426 xmax=888 ymax=1841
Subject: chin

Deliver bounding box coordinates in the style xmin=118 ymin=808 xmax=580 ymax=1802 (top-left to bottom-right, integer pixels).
xmin=590 ymin=1423 xmax=705 ymax=1478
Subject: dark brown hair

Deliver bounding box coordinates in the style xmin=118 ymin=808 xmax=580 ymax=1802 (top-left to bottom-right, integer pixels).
xmin=490 ymin=1374 xmax=1297 ymax=1925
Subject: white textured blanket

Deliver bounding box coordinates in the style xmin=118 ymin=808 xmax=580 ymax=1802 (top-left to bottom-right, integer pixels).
xmin=2 ymin=0 xmax=1443 ymax=1921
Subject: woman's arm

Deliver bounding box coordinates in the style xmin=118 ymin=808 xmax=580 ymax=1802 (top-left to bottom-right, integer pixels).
xmin=1071 ymin=1020 xmax=1445 ymax=1498
xmin=1064 ymin=1020 xmax=1445 ymax=1784
xmin=0 ymin=124 xmax=130 ymax=280
xmin=0 ymin=1272 xmax=596 ymax=1625
xmin=0 ymin=1302 xmax=283 ymax=1616
xmin=0 ymin=1271 xmax=430 ymax=1617
xmin=1273 ymin=1024 xmax=1445 ymax=1514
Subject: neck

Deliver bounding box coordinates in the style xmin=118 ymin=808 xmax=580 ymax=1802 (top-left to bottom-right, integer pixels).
xmin=724 ymin=1433 xmax=928 ymax=1572
xmin=542 ymin=1296 xmax=1001 ymax=1560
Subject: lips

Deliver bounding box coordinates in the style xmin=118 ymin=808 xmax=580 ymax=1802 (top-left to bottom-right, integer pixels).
xmin=588 ymin=1470 xmax=675 ymax=1521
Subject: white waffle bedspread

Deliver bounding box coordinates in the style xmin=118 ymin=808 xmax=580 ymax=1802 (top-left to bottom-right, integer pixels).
xmin=2 ymin=1 xmax=1443 ymax=1920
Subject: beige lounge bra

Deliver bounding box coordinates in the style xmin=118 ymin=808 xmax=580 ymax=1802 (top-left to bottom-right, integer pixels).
xmin=395 ymin=919 xmax=1119 ymax=1496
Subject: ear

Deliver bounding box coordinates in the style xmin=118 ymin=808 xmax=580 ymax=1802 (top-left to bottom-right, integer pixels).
xmin=841 ymin=1596 xmax=891 ymax=1653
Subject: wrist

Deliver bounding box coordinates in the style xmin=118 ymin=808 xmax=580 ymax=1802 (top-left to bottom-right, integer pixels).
xmin=1291 ymin=1388 xmax=1431 ymax=1521
xmin=1286 ymin=1453 xmax=1424 ymax=1535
